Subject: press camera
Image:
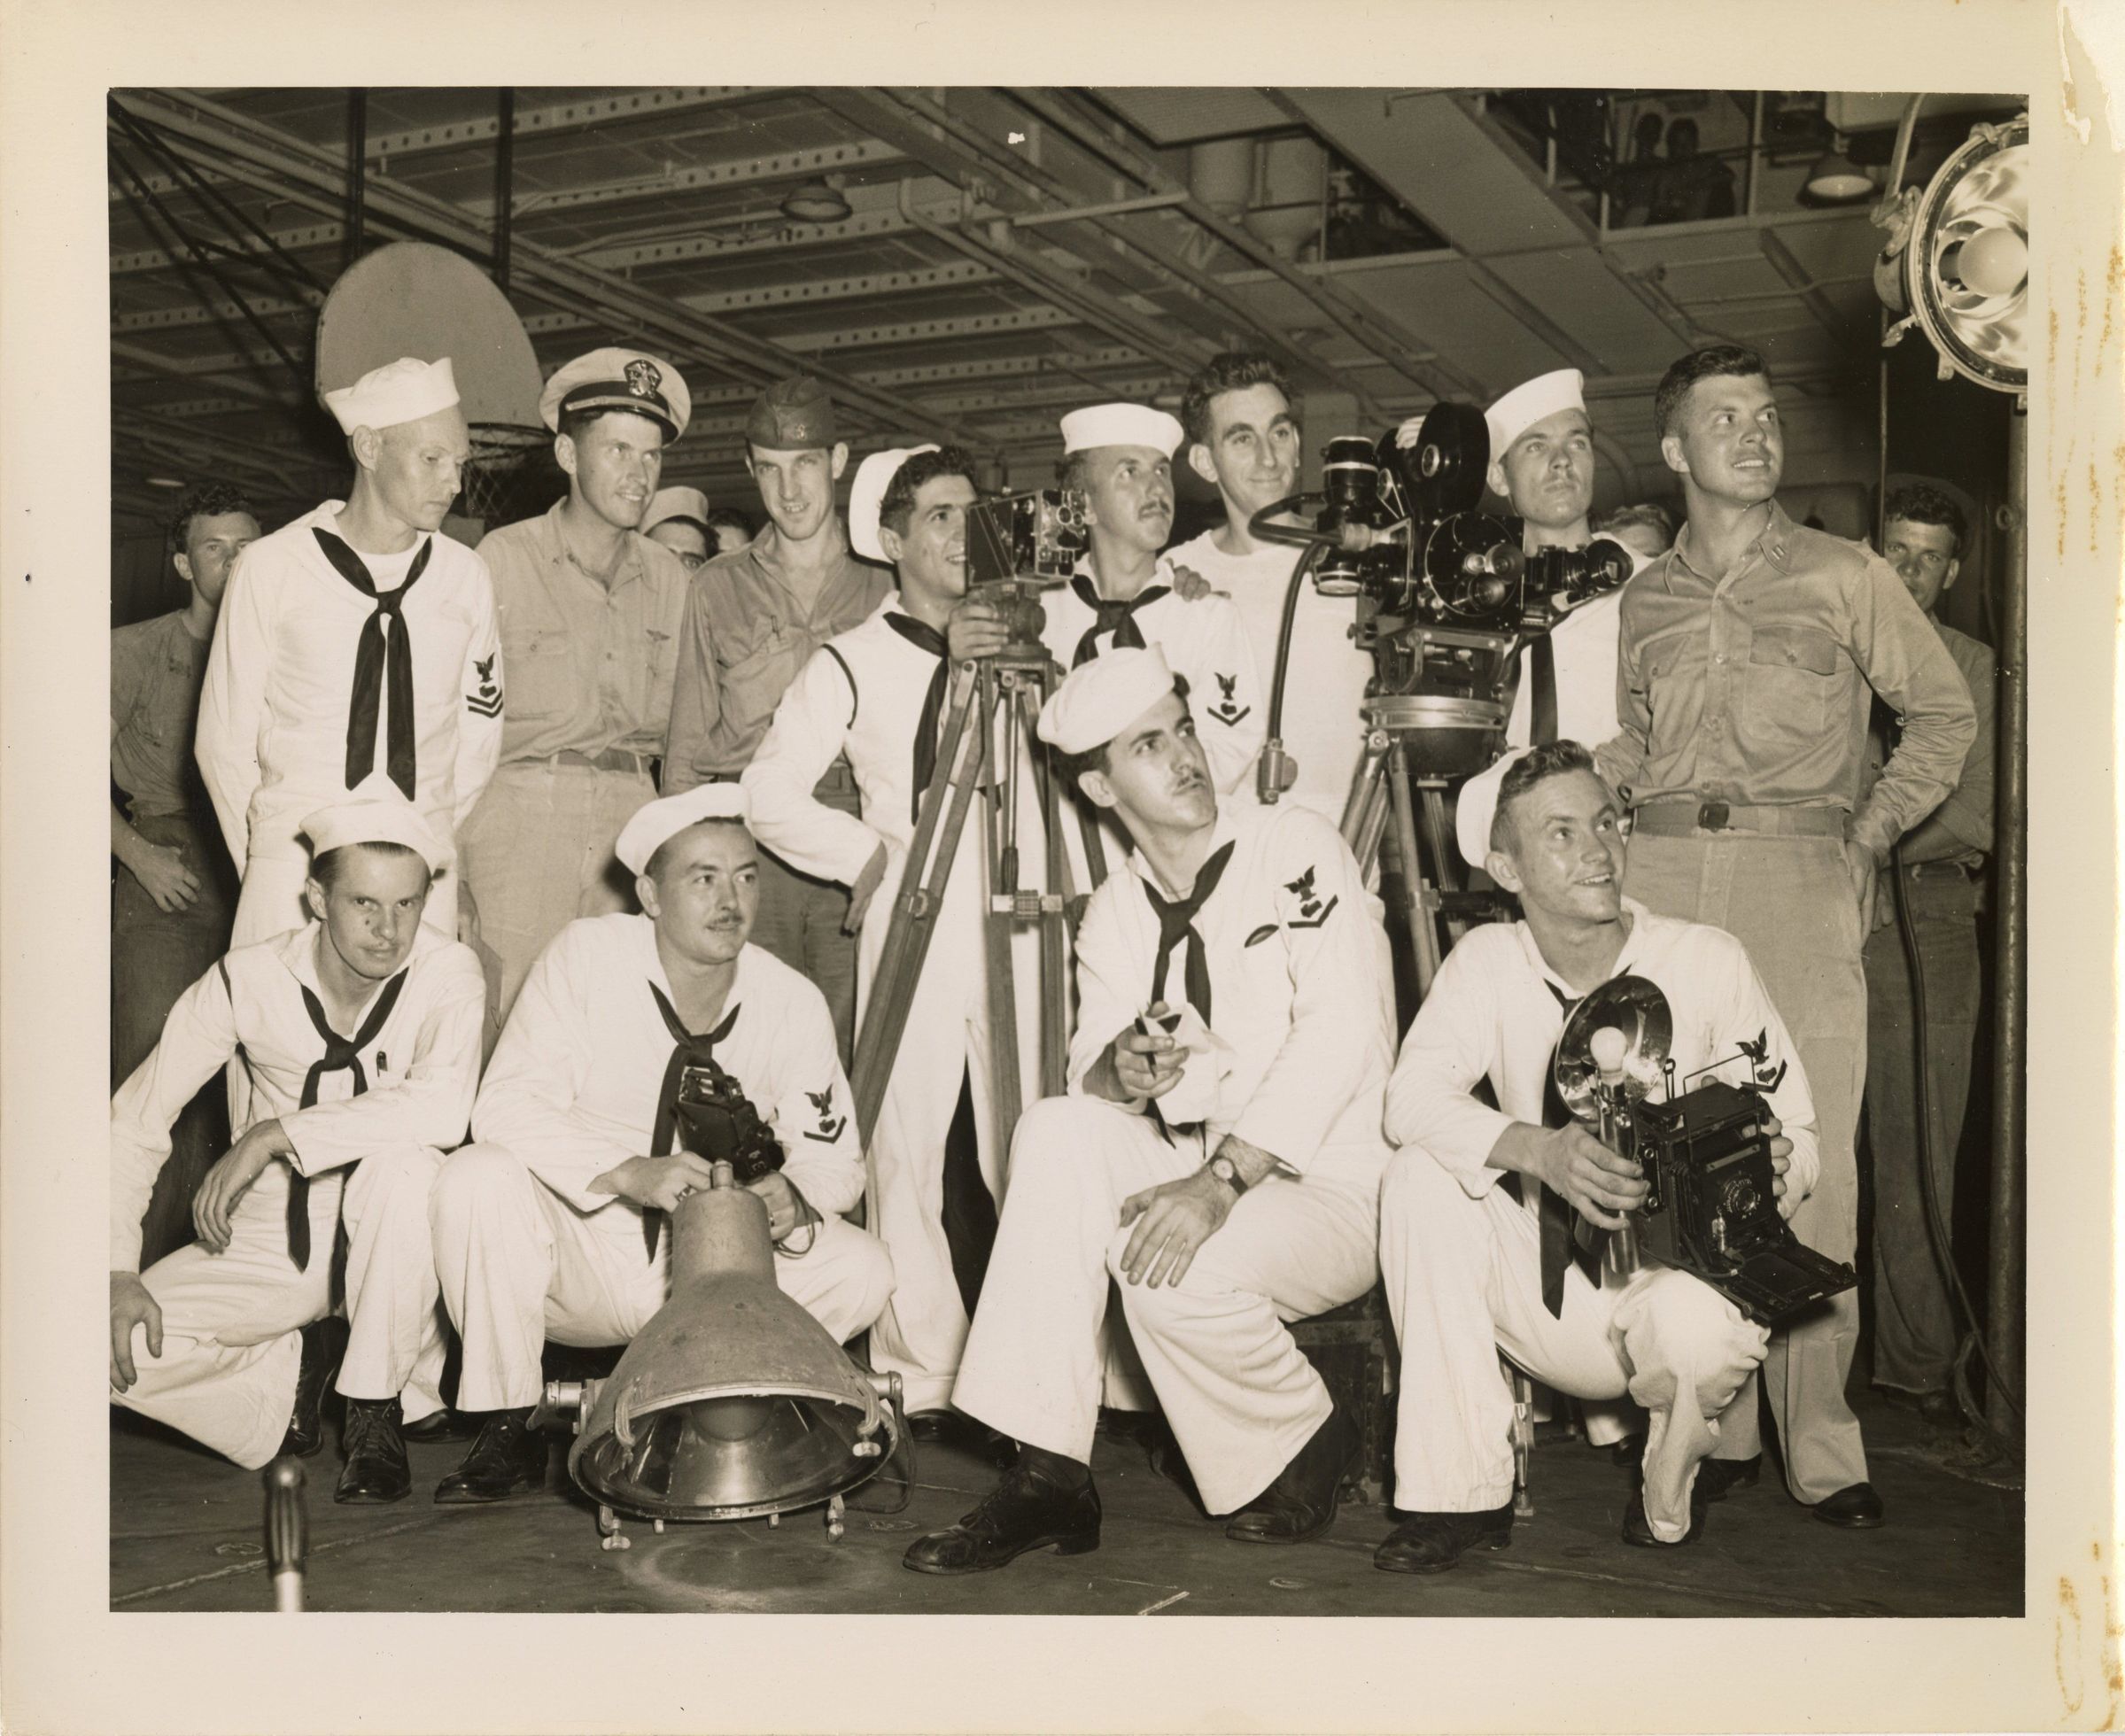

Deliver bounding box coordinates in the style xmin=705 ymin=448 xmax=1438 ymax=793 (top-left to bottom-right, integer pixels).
xmin=1555 ymin=976 xmax=1858 ymax=1326
xmin=962 ymin=486 xmax=1090 ymax=652
xmin=673 ymin=1061 xmax=786 ymax=1185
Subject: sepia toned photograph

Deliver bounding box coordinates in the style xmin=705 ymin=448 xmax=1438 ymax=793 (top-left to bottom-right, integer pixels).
xmin=99 ymin=78 xmax=2035 ymax=1626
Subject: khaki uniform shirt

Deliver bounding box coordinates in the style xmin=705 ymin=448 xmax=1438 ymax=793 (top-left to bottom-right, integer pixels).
xmin=112 ymin=611 xmax=212 ymax=820
xmin=1861 ymin=619 xmax=1995 ymax=868
xmin=662 ymin=518 xmax=888 ymax=792
xmin=476 ymin=501 xmax=690 ymax=766
xmin=1594 ymin=500 xmax=1976 ymax=859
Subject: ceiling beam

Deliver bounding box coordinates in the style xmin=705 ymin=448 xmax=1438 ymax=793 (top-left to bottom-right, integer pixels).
xmin=111 ymin=92 xmax=986 ymax=446
xmin=109 ymin=87 xmax=785 ymax=200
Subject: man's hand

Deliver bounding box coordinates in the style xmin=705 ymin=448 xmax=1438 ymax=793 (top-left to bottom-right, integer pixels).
xmin=1761 ymin=1113 xmax=1800 ymax=1221
xmin=593 ymin=1152 xmax=723 ymax=1213
xmin=746 ymin=1170 xmax=821 ymax=1244
xmin=1519 ymin=1122 xmax=1648 ymax=1231
xmin=846 ymin=843 xmax=888 ymax=935
xmin=1168 ymin=562 xmax=1213 ymax=602
xmin=1116 ymin=1168 xmax=1232 ymax=1288
xmin=110 ymin=1271 xmax=162 ymax=1391
xmin=457 ymin=879 xmax=483 ymax=947
xmin=1844 ymin=841 xmax=1881 ymax=926
xmin=192 ymin=1131 xmax=277 ymax=1252
xmin=945 ymin=595 xmax=1012 ymax=663
xmin=128 ymin=841 xmax=201 ymax=913
xmin=1088 ymin=1003 xmax=1188 ymax=1104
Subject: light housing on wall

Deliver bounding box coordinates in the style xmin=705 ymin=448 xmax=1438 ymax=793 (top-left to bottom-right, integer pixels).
xmin=1874 ymin=113 xmax=2028 ymax=393
xmin=144 ymin=475 xmax=186 ymax=489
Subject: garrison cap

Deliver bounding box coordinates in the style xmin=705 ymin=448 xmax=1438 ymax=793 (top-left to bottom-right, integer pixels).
xmin=746 ymin=376 xmax=838 ymax=451
xmin=540 ymin=347 xmax=689 ymax=442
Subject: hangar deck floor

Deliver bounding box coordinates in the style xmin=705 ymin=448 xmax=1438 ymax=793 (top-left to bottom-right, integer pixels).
xmin=111 ymin=1386 xmax=2019 ymax=1618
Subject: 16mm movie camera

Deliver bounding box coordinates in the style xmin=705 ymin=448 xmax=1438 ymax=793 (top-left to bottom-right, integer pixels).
xmin=962 ymin=485 xmax=1090 ymax=652
xmin=1555 ymin=975 xmax=1858 ymax=1325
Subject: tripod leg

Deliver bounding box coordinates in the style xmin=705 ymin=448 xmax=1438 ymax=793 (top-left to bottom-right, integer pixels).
xmin=850 ymin=668 xmax=985 ymax=1147
xmin=1025 ymin=681 xmax=1071 ymax=1100
xmin=1384 ymin=744 xmax=1441 ymax=999
xmin=1418 ymin=787 xmax=1474 ymax=948
xmin=1341 ymin=739 xmax=1390 ymax=886
xmin=979 ymin=669 xmax=1025 ymax=1146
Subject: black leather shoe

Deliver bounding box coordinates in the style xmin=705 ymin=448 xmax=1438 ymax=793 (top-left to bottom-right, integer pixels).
xmin=334 ymin=1397 xmax=411 ymax=1504
xmin=434 ymin=1408 xmax=549 ymax=1504
xmin=1224 ymin=1405 xmax=1360 ymax=1546
xmin=905 ymin=1409 xmax=1016 ymax=1468
xmin=1812 ymin=1481 xmax=1887 ymax=1529
xmin=1623 ymin=1484 xmax=1709 ymax=1547
xmin=903 ymin=1461 xmax=1101 ymax=1575
xmin=1696 ymin=1452 xmax=1762 ymax=1502
xmin=1373 ymin=1502 xmax=1515 ymax=1574
xmin=278 ymin=1317 xmax=348 ymax=1459
xmin=400 ymin=1407 xmax=477 ymax=1445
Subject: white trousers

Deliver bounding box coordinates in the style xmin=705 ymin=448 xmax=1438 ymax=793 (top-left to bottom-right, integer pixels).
xmin=430 ymin=1143 xmax=896 ymax=1413
xmin=110 ymin=1147 xmax=450 ymax=1470
xmin=951 ymin=1097 xmax=1383 ymax=1515
xmin=857 ymin=830 xmax=1043 ymax=1415
xmin=1381 ymin=1149 xmax=1769 ymax=1541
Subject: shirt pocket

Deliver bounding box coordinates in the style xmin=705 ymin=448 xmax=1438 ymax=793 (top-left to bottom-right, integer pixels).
xmin=508 ymin=630 xmax=576 ymax=722
xmin=717 ymin=624 xmax=795 ymax=740
xmin=1744 ymin=624 xmax=1841 ymax=735
xmin=1634 ymin=627 xmax=1707 ymax=740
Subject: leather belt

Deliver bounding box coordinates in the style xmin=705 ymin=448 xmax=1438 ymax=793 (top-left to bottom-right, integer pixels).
xmin=550 ymin=747 xmax=653 ymax=777
xmin=1630 ymin=801 xmax=1846 ymax=839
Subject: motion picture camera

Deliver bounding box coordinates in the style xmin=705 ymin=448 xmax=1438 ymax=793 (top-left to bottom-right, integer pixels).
xmin=1252 ymin=405 xmax=1634 ymax=783
xmin=963 ymin=487 xmax=1090 ymax=651
xmin=673 ymin=1062 xmax=786 ymax=1185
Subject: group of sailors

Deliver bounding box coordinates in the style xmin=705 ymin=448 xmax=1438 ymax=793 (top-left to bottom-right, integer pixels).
xmin=110 ymin=331 xmax=1990 ymax=1576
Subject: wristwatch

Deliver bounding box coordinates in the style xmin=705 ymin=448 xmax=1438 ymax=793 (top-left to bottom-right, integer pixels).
xmin=1207 ymin=1154 xmax=1247 ymax=1197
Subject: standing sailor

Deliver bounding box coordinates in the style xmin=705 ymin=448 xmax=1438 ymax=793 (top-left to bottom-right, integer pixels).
xmin=454 ymin=346 xmax=693 ymax=1042
xmin=109 ymin=784 xmax=484 ymax=1502
xmin=743 ymin=445 xmax=1046 ymax=1423
xmin=198 ymin=356 xmax=502 ymax=949
xmin=1041 ymin=403 xmax=1265 ymax=802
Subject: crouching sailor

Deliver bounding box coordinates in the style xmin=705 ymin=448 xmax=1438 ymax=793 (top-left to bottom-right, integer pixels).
xmin=1372 ymin=742 xmax=1812 ymax=1570
xmin=109 ymin=781 xmax=483 ymax=1502
xmin=904 ymin=647 xmax=1394 ymax=1573
xmin=427 ymin=783 xmax=894 ymax=1503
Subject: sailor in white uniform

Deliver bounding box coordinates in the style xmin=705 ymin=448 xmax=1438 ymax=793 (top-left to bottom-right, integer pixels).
xmin=198 ymin=355 xmax=503 ymax=950
xmin=904 ymin=647 xmax=1393 ymax=1575
xmin=109 ymin=784 xmax=483 ymax=1502
xmin=427 ymin=782 xmax=893 ymax=1504
xmin=1037 ymin=404 xmax=1265 ymax=886
xmin=1371 ymin=742 xmax=1811 ymax=1572
xmin=742 ymin=446 xmax=1046 ymax=1422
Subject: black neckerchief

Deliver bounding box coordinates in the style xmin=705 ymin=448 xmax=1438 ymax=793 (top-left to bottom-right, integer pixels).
xmin=1069 ymin=575 xmax=1169 ymax=669
xmin=288 ymin=969 xmax=407 ymax=1268
xmin=312 ymin=529 xmax=433 ymax=800
xmin=643 ymin=980 xmax=741 ymax=1260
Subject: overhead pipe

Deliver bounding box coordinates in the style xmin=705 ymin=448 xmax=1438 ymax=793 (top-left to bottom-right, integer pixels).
xmin=1004 ymin=87 xmax=1485 ymax=403
xmin=112 ymin=91 xmax=983 ymax=445
xmin=492 ymin=88 xmax=514 ymax=292
xmin=868 ymin=89 xmax=1344 ymax=399
xmin=345 ymin=90 xmax=366 ymax=270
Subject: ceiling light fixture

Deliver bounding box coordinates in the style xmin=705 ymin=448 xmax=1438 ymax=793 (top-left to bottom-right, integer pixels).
xmin=1803 ymin=138 xmax=1873 ymax=203
xmin=144 ymin=475 xmax=186 ymax=489
xmin=780 ymin=178 xmax=851 ymax=224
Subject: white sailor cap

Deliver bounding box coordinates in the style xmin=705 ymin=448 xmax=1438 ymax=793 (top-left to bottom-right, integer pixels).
xmin=300 ymin=776 xmax=452 ymax=875
xmin=848 ymin=445 xmax=939 ymax=564
xmin=323 ymin=356 xmax=461 ymax=436
xmin=616 ymin=783 xmax=751 ymax=878
xmin=1485 ymin=368 xmax=1586 ymax=461
xmin=1036 ymin=646 xmax=1179 ymax=756
xmin=1454 ymin=746 xmax=1536 ymax=872
xmin=643 ymin=485 xmax=710 ymax=535
xmin=1059 ymin=402 xmax=1184 ymax=458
